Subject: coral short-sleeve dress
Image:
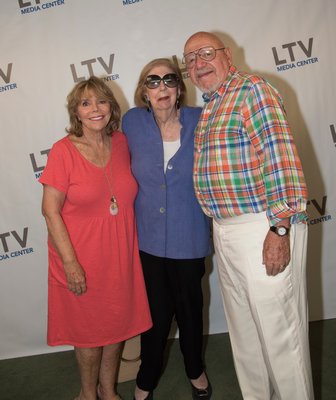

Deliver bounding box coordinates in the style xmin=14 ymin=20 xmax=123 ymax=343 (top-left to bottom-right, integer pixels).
xmin=39 ymin=132 xmax=152 ymax=347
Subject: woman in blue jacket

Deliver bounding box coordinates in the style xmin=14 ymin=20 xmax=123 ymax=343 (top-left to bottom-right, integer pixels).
xmin=122 ymin=58 xmax=211 ymax=400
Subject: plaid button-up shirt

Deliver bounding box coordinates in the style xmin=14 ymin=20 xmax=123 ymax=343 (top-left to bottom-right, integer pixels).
xmin=193 ymin=66 xmax=308 ymax=226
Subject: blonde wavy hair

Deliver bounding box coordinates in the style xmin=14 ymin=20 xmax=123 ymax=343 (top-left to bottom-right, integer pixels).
xmin=66 ymin=76 xmax=121 ymax=137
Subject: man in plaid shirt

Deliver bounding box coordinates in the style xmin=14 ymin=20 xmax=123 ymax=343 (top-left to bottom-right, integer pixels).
xmin=183 ymin=31 xmax=314 ymax=399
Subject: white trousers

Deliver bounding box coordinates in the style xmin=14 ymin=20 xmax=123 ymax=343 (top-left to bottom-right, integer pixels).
xmin=213 ymin=212 xmax=314 ymax=400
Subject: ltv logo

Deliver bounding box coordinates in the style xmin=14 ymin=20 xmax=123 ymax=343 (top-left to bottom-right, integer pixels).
xmin=0 ymin=227 xmax=34 ymax=261
xmin=70 ymin=54 xmax=119 ymax=83
xmin=0 ymin=228 xmax=29 ymax=253
xmin=272 ymin=38 xmax=318 ymax=72
xmin=29 ymin=149 xmax=50 ymax=178
xmin=0 ymin=63 xmax=12 ymax=84
xmin=308 ymin=195 xmax=332 ymax=226
xmin=18 ymin=0 xmax=42 ymax=7
xmin=0 ymin=63 xmax=17 ymax=93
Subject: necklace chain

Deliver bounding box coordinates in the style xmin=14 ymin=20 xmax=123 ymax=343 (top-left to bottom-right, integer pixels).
xmin=95 ymin=136 xmax=118 ymax=216
xmin=102 ymin=164 xmax=118 ymax=215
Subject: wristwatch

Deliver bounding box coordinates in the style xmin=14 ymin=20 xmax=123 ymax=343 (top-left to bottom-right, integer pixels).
xmin=269 ymin=225 xmax=290 ymax=236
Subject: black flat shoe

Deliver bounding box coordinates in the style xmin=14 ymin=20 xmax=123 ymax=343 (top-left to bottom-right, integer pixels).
xmin=191 ymin=381 xmax=212 ymax=400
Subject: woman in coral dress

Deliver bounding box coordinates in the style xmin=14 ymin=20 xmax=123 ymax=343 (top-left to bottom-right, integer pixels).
xmin=39 ymin=76 xmax=151 ymax=400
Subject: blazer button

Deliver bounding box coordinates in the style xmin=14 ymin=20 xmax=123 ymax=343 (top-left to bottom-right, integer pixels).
xmin=159 ymin=207 xmax=166 ymax=213
xmin=167 ymin=164 xmax=173 ymax=170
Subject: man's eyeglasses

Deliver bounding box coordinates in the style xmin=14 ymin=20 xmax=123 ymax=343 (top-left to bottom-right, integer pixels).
xmin=182 ymin=46 xmax=225 ymax=68
xmin=145 ymin=73 xmax=179 ymax=89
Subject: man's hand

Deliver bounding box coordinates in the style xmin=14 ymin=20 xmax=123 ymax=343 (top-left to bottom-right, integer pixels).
xmin=262 ymin=230 xmax=290 ymax=276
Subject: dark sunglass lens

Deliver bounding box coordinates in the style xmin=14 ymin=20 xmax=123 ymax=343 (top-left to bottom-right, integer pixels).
xmin=145 ymin=75 xmax=161 ymax=88
xmin=163 ymin=74 xmax=178 ymax=88
xmin=145 ymin=74 xmax=178 ymax=89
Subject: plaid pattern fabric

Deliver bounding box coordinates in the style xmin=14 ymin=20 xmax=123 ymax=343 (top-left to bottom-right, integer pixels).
xmin=194 ymin=66 xmax=308 ymax=225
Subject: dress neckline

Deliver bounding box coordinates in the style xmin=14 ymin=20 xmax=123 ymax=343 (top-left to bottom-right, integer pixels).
xmin=65 ymin=135 xmax=113 ymax=170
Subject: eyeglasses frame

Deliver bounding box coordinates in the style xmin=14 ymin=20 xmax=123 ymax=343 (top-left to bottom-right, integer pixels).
xmin=182 ymin=46 xmax=226 ymax=68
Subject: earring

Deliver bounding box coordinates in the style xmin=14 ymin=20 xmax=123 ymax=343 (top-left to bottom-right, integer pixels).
xmin=145 ymin=97 xmax=152 ymax=112
xmin=176 ymin=97 xmax=180 ymax=110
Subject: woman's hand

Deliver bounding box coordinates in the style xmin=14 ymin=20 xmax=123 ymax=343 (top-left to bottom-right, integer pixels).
xmin=64 ymin=260 xmax=87 ymax=296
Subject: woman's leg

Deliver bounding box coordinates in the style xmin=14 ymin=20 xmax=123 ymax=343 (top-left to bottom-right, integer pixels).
xmin=75 ymin=343 xmax=123 ymax=400
xmin=168 ymin=257 xmax=208 ymax=388
xmin=74 ymin=346 xmax=102 ymax=400
xmin=135 ymin=252 xmax=175 ymax=398
xmin=98 ymin=342 xmax=123 ymax=400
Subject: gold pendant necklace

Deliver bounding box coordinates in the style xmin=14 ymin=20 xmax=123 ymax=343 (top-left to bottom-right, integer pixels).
xmin=109 ymin=195 xmax=118 ymax=215
xmin=99 ymin=136 xmax=118 ymax=216
xmin=102 ymin=168 xmax=119 ymax=216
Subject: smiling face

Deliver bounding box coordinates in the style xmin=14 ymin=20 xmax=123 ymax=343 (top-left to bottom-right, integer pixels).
xmin=76 ymin=89 xmax=112 ymax=136
xmin=184 ymin=32 xmax=232 ymax=95
xmin=144 ymin=65 xmax=179 ymax=113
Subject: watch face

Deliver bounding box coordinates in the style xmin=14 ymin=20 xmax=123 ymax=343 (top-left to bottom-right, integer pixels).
xmin=277 ymin=227 xmax=287 ymax=236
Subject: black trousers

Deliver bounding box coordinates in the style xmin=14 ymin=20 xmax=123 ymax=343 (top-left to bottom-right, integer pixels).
xmin=136 ymin=251 xmax=206 ymax=391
